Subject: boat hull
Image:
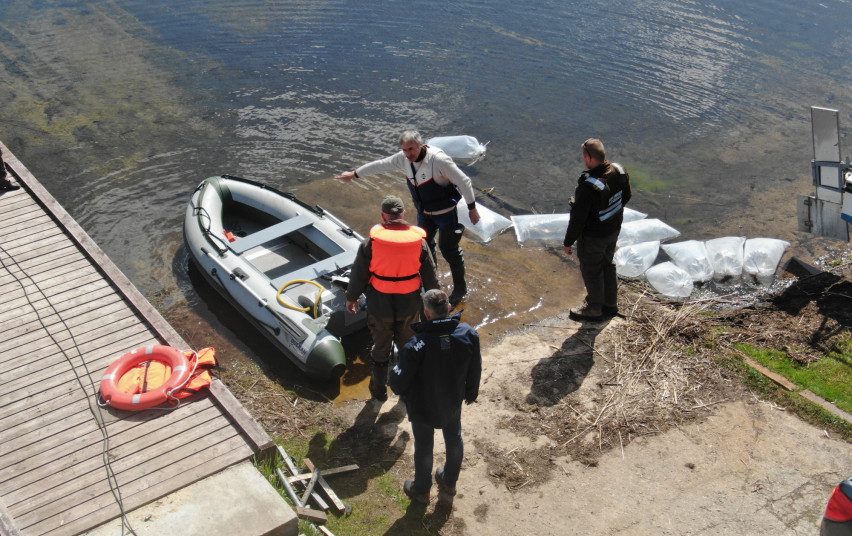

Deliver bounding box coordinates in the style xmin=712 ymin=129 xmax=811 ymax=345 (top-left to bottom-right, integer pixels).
xmin=183 ymin=175 xmax=367 ymax=379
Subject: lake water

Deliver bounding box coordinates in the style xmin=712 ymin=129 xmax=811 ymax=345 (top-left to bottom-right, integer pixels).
xmin=1 ymin=0 xmax=850 ymax=392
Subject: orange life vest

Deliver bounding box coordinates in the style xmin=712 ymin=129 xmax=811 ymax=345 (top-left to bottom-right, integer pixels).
xmin=368 ymin=224 xmax=426 ymax=294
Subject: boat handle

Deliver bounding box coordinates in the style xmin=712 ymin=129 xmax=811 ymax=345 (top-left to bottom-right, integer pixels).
xmin=201 ymin=248 xmax=268 ymax=308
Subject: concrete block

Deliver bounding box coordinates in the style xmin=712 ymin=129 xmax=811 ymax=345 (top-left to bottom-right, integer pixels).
xmin=83 ymin=461 xmax=297 ymax=536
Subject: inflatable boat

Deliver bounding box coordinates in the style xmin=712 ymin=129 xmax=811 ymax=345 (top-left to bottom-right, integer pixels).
xmin=184 ymin=175 xmax=367 ymax=379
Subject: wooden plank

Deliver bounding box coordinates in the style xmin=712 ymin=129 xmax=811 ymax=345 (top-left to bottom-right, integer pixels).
xmin=1 ymin=213 xmax=52 ymax=236
xmin=0 ymin=261 xmax=93 ymax=300
xmin=0 ymin=313 xmax=145 ymax=376
xmin=2 ymin=406 xmax=220 ymax=502
xmin=0 ymin=256 xmax=91 ymax=293
xmin=37 ymin=436 xmax=251 ymax=536
xmin=0 ymin=298 xmax=134 ymax=362
xmin=0 ymin=227 xmax=68 ymax=253
xmin=1 ymin=326 xmax=134 ymax=384
xmin=0 ymin=244 xmax=82 ymax=276
xmin=287 ymin=464 xmax=359 ymax=484
xmin=0 ymin=279 xmax=112 ymax=324
xmin=0 ymin=330 xmax=156 ymax=420
xmin=0 ymin=302 xmax=137 ymax=362
xmin=277 ymin=445 xmax=300 ymax=475
xmin=1 ymin=268 xmax=103 ymax=308
xmin=0 ymin=410 xmax=95 ymax=465
xmin=3 ymin=147 xmax=271 ymax=457
xmin=209 ymin=379 xmax=274 ymax=453
xmin=0 ymin=232 xmax=69 ymax=260
xmin=317 ymin=526 xmax=336 ymax=536
xmin=276 ymin=446 xmax=329 ymax=511
xmin=0 ymin=327 xmax=154 ymax=411
xmin=6 ymin=407 xmax=228 ymax=510
xmin=0 ymin=295 xmax=127 ymax=360
xmin=741 ymin=355 xmax=798 ymax=391
xmin=13 ymin=425 xmax=244 ymax=526
xmin=0 ymin=324 xmax=154 ymax=405
xmin=0 ymin=199 xmax=40 ymax=220
xmin=304 ymin=458 xmax=348 ymax=515
xmin=0 ymin=397 xmax=216 ymax=478
xmin=296 ymin=507 xmax=327 ymax=524
xmin=0 ymin=387 xmax=82 ymax=431
xmin=0 ymin=188 xmax=29 ymax=206
xmin=800 ymin=390 xmax=852 ymax=424
xmin=0 ymin=247 xmax=83 ymax=286
xmin=0 ymin=330 xmax=148 ymax=395
xmin=1 ymin=306 xmax=144 ymax=364
xmin=1 ymin=219 xmax=56 ymax=246
xmin=0 ymin=208 xmax=47 ymax=232
xmin=299 ymin=468 xmax=320 ymax=506
xmin=0 ymin=288 xmax=121 ymax=332
xmin=0 ymin=283 xmax=114 ymax=330
xmin=0 ymin=401 xmax=90 ymax=444
xmin=0 ymin=184 xmax=27 ymax=201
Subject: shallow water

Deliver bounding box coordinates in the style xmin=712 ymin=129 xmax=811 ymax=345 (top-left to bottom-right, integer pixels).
xmin=0 ymin=0 xmax=850 ymax=395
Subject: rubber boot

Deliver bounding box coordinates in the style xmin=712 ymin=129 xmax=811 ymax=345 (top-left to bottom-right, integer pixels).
xmin=369 ymin=362 xmax=389 ymax=402
xmin=448 ymin=262 xmax=467 ymax=307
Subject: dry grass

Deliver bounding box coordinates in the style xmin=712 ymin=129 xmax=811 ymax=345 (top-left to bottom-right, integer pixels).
xmin=487 ymin=285 xmax=746 ymax=486
xmin=482 ymin=255 xmax=850 ymax=489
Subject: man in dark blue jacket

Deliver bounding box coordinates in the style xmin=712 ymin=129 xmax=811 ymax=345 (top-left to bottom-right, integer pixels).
xmin=563 ymin=138 xmax=631 ymax=321
xmin=388 ymin=289 xmax=482 ymax=504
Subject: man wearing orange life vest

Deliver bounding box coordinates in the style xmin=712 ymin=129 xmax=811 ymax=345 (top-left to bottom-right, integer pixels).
xmin=345 ymin=195 xmax=439 ymax=402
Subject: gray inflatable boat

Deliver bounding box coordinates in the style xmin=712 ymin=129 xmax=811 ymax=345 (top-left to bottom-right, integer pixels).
xmin=184 ymin=175 xmax=367 ymax=379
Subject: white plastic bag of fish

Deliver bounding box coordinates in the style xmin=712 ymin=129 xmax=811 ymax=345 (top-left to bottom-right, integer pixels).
xmin=614 ymin=241 xmax=660 ymax=278
xmin=705 ymin=236 xmax=746 ymax=279
xmin=622 ymin=206 xmax=648 ymax=223
xmin=645 ymin=261 xmax=694 ymax=298
xmin=661 ymin=240 xmax=714 ymax=282
xmin=743 ymin=238 xmax=790 ymax=284
xmin=427 ymin=135 xmax=488 ymax=164
xmin=616 ymin=218 xmax=680 ymax=248
xmin=511 ymin=213 xmax=570 ymax=245
xmin=456 ymin=199 xmax=512 ymax=243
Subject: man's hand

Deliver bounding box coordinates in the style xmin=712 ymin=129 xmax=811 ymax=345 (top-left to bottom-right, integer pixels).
xmin=345 ymin=299 xmax=359 ymax=314
xmin=563 ymin=245 xmax=573 ymax=256
xmin=335 ymin=171 xmax=356 ymax=182
xmin=468 ymin=207 xmax=481 ymax=225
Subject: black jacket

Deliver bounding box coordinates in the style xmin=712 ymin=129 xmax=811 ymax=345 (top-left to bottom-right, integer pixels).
xmin=563 ymin=161 xmax=631 ymax=247
xmin=388 ymin=314 xmax=482 ymax=428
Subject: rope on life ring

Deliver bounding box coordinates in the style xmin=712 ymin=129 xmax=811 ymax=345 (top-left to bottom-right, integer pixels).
xmin=99 ymin=345 xmax=192 ymax=411
xmin=276 ymin=279 xmax=325 ymax=318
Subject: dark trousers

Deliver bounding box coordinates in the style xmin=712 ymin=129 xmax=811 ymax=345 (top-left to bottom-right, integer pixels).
xmin=577 ymin=230 xmax=619 ymax=308
xmin=411 ymin=417 xmax=464 ymax=494
xmin=366 ymin=314 xmax=416 ymax=365
xmin=417 ymin=210 xmax=464 ymax=271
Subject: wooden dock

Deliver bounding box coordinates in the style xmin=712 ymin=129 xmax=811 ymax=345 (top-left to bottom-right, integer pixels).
xmin=0 ymin=143 xmax=273 ymax=536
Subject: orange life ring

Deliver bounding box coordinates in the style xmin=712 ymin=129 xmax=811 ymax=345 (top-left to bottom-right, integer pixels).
xmin=100 ymin=345 xmax=192 ymax=410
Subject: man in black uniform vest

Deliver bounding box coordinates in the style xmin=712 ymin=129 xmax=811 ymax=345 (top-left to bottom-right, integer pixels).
xmin=336 ymin=130 xmax=480 ymax=307
xmin=563 ymin=138 xmax=631 ymax=321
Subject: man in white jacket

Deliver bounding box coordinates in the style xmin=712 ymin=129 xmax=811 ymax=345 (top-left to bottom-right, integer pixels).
xmin=336 ymin=130 xmax=480 ymax=306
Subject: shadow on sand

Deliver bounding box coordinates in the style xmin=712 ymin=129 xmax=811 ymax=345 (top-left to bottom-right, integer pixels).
xmin=526 ymin=318 xmax=611 ymax=406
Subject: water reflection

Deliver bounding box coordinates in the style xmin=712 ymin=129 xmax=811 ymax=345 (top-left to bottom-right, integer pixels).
xmin=0 ymin=0 xmax=849 ymax=390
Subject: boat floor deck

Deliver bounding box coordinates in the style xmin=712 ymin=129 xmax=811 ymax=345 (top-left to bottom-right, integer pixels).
xmin=0 ymin=144 xmax=272 ymax=536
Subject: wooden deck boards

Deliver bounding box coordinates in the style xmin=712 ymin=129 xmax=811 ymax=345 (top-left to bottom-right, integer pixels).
xmin=0 ymin=143 xmax=271 ymax=536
